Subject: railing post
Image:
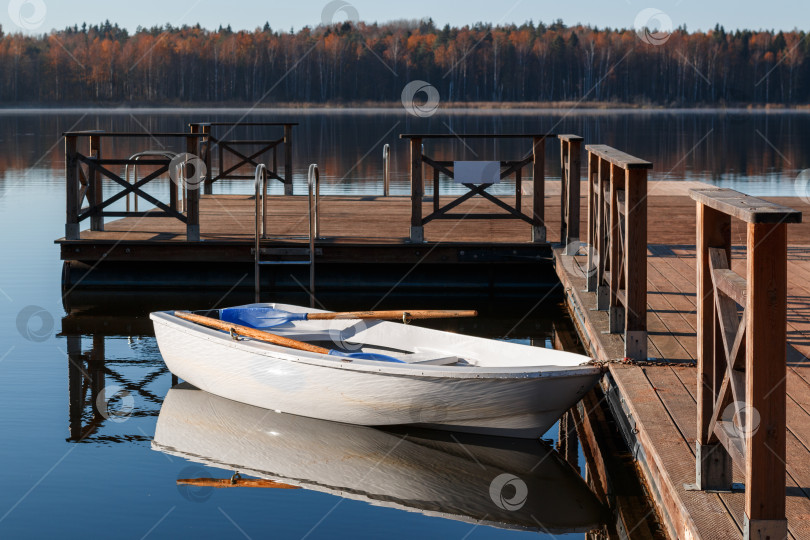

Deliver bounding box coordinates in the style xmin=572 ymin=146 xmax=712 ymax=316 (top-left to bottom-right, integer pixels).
xmin=695 ymin=202 xmax=732 ymax=490
xmin=89 ymin=133 xmax=104 ymax=231
xmin=185 ymin=135 xmax=200 ymax=242
xmin=586 ymin=151 xmax=598 ymax=291
xmin=596 ymin=158 xmax=610 ymax=309
xmin=409 ymin=137 xmax=424 ymax=243
xmin=688 ymin=187 xmax=799 ymax=535
xmin=560 ymin=140 xmax=568 ymax=245
xmin=608 ymin=164 xmax=624 ymax=333
xmin=65 ymin=135 xmax=80 ymax=240
xmin=190 ymin=123 xmax=214 ymax=196
xmin=624 ymin=168 xmax=647 ymax=360
xmin=532 ymin=137 xmax=546 ymax=243
xmin=202 ymin=124 xmax=212 ymax=194
xmin=284 ymin=124 xmax=294 ymax=196
xmin=560 ymin=135 xmax=582 ymax=254
xmin=744 ymin=222 xmax=787 ymax=539
xmin=67 ymin=334 xmax=83 ymax=440
xmin=584 ymin=145 xmax=651 ymax=359
xmin=89 ymin=334 xmax=105 ymax=420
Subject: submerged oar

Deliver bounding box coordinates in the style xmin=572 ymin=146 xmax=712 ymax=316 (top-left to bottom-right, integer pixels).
xmin=219 ymin=306 xmax=478 ymax=329
xmin=177 ymin=478 xmax=300 ymax=489
xmin=174 ymin=311 xmax=406 ymax=363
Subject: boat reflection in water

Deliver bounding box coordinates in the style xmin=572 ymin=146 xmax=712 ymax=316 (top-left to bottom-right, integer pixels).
xmin=152 ymin=384 xmax=605 ymax=534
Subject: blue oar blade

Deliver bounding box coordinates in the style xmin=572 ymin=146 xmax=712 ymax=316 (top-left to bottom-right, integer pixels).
xmin=220 ymin=307 xmax=307 ymax=329
xmin=328 ymin=350 xmax=406 ymax=363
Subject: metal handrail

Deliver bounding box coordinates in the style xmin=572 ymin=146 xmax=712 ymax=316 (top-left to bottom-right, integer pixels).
xmin=308 ymin=163 xmax=320 ymax=240
xmin=382 ymin=144 xmax=390 ymax=196
xmin=307 ymin=164 xmax=319 ymax=300
xmin=123 ymin=151 xmax=178 ymax=212
xmin=177 ymin=161 xmax=189 ymax=213
xmin=254 ymin=164 xmax=268 ymax=301
xmin=254 ymin=164 xmax=318 ymax=303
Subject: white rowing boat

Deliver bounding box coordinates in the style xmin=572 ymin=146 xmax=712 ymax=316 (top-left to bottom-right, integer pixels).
xmin=150 ymin=303 xmax=601 ymax=439
xmin=152 ymin=384 xmax=606 ymax=533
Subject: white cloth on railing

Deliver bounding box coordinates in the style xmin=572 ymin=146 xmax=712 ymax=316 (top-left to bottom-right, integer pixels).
xmin=453 ymin=161 xmax=501 ymax=184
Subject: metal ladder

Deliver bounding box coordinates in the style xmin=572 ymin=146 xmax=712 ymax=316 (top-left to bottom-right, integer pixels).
xmin=254 ymin=163 xmax=319 ymax=305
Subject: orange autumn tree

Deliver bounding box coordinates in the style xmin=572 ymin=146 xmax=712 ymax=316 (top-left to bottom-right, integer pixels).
xmin=0 ymin=19 xmax=808 ymax=105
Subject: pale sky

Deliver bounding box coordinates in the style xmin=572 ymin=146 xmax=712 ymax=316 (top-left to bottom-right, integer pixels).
xmin=1 ymin=0 xmax=806 ymax=34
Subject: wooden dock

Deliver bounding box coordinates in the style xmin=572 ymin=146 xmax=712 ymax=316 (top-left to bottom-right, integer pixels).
xmin=58 ymin=130 xmax=573 ymax=300
xmin=56 ymin=126 xmax=810 ymax=539
xmin=553 ymin=145 xmax=810 ymax=539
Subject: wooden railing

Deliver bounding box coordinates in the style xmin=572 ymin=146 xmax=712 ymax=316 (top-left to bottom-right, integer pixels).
xmin=690 ymin=188 xmax=801 ymax=539
xmin=64 ymin=131 xmax=207 ymax=241
xmin=189 ymin=122 xmax=297 ymax=195
xmin=399 ymin=133 xmax=556 ymax=243
xmin=585 ymin=145 xmax=651 ymax=360
xmin=559 ymin=135 xmax=583 ymax=254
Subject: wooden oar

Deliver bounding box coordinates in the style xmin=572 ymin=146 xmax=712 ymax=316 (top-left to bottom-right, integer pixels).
xmin=306 ymin=310 xmax=477 ymax=320
xmin=219 ymin=307 xmax=477 ymax=329
xmin=177 ymin=478 xmax=300 ymax=489
xmin=174 ymin=311 xmax=405 ymax=363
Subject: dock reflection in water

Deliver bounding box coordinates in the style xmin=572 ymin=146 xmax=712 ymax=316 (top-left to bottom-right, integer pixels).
xmin=153 ymin=384 xmax=606 ymax=534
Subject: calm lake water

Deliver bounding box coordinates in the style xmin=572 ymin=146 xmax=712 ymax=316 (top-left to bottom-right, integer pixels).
xmin=1 ymin=108 xmax=809 ymax=539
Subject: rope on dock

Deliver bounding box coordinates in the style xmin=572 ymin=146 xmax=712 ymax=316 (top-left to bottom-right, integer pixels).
xmin=588 ymin=358 xmax=696 ymax=368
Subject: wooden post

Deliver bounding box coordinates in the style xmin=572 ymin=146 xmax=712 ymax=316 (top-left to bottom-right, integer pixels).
xmin=284 ymin=124 xmax=294 ymax=196
xmin=67 ymin=334 xmax=83 ymax=440
xmin=189 ymin=124 xmax=211 ymax=196
xmin=557 ymin=410 xmax=580 ymax=472
xmin=586 ymin=152 xmax=598 ymax=292
xmin=218 ymin=140 xmax=224 ymax=187
xmin=433 ymin=167 xmax=440 ymax=213
xmin=596 ymin=158 xmax=610 ymax=310
xmin=65 ymin=135 xmax=80 ymax=240
xmin=186 ymin=135 xmax=200 ymax=242
xmin=198 ymin=125 xmax=211 ymax=198
xmin=688 ymin=187 xmax=799 ymax=527
xmin=567 ymin=138 xmax=582 ymax=253
xmin=532 ymin=137 xmax=546 ymax=243
xmin=89 ymin=134 xmax=104 ymax=231
xmin=202 ymin=124 xmax=212 ymax=188
xmin=624 ymin=168 xmax=647 ymax=360
xmin=560 ymin=136 xmax=583 ymax=254
xmin=695 ymin=202 xmax=732 ymax=490
xmin=608 ymin=164 xmax=624 ymax=333
xmin=560 ymin=140 xmax=568 ymax=246
xmin=410 ymin=137 xmax=424 ymax=243
xmin=744 ymin=222 xmax=787 ymax=539
xmin=90 ymin=334 xmax=105 ymax=421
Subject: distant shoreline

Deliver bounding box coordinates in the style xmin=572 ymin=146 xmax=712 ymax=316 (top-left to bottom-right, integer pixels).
xmin=1 ymin=101 xmax=809 ymax=113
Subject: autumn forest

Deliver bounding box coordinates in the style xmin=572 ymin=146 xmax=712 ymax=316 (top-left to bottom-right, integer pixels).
xmin=0 ymin=19 xmax=808 ymax=106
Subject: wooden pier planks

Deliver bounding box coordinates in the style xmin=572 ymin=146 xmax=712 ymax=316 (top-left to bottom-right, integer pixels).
xmin=55 ymin=173 xmax=810 ymax=538
xmin=555 ymin=233 xmax=810 ymax=539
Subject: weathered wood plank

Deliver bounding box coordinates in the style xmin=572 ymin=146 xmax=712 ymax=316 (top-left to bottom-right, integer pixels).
xmin=532 ymin=137 xmax=545 ymax=242
xmin=65 ymin=135 xmax=80 ymax=240
xmin=712 ymin=268 xmax=747 ymax=306
xmin=608 ymin=366 xmax=742 ymax=540
xmin=585 ymin=144 xmax=652 ymax=169
xmin=697 ymin=205 xmax=731 ymax=449
xmin=690 ymin=188 xmax=802 ymax=225
xmin=399 ymin=133 xmax=556 ymax=139
xmin=410 ymin=138 xmax=423 ymax=242
xmin=624 ymin=168 xmax=648 ymax=359
xmin=745 ymin=222 xmax=788 ymax=528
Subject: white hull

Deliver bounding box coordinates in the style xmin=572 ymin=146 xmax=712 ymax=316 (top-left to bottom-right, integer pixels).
xmin=153 ymin=384 xmax=605 ymax=533
xmin=150 ymin=303 xmax=601 ymax=438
